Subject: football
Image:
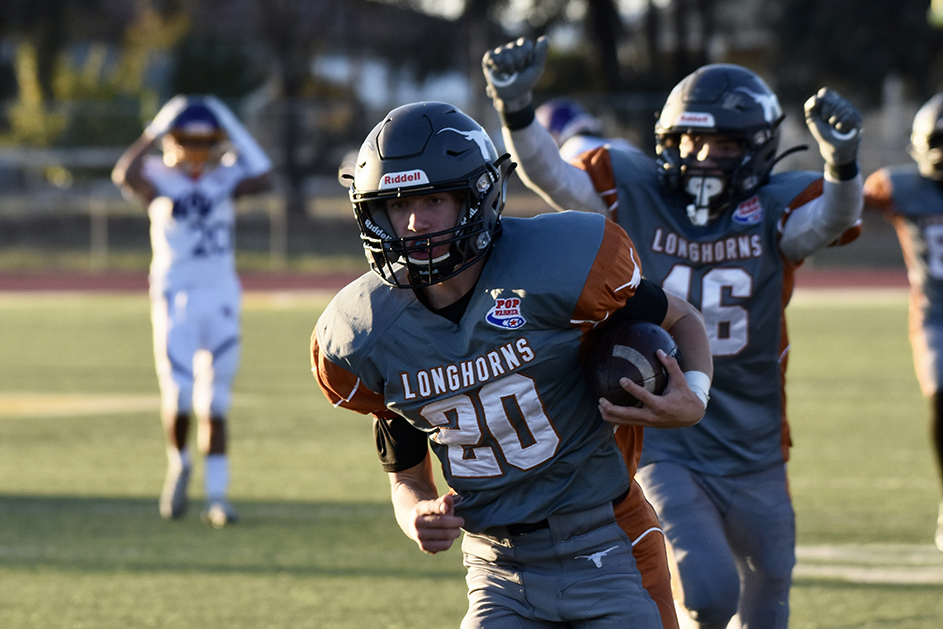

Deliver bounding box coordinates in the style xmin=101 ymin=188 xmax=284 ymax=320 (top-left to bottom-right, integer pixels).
xmin=585 ymin=319 xmax=681 ymax=407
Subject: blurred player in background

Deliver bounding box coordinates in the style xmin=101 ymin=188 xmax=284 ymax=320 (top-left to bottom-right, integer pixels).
xmin=312 ymin=100 xmax=713 ymax=627
xmin=864 ymin=92 xmax=943 ymax=552
xmin=535 ymin=97 xmax=640 ymax=161
xmin=484 ymin=36 xmax=863 ymax=628
xmin=112 ymin=95 xmax=273 ymax=527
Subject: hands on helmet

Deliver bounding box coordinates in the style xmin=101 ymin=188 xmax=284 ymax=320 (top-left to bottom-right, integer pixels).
xmin=145 ymin=95 xmax=189 ymax=139
xmin=203 ymin=95 xmax=273 ymax=177
xmin=804 ymin=87 xmax=862 ymax=179
xmin=482 ymin=36 xmax=549 ymax=114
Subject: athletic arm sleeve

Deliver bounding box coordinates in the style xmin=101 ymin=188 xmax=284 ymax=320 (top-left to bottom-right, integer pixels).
xmin=502 ymin=121 xmax=608 ymax=215
xmin=374 ymin=415 xmax=429 ymax=473
xmin=778 ymin=174 xmax=863 ymax=263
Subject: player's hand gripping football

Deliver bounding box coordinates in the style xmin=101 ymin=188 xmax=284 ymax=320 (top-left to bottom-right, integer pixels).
xmin=145 ymin=94 xmax=189 ymax=138
xmin=598 ymin=349 xmax=707 ymax=429
xmin=408 ymin=493 xmax=464 ymax=555
xmin=804 ymin=87 xmax=862 ymax=169
xmin=482 ymin=36 xmax=549 ymax=114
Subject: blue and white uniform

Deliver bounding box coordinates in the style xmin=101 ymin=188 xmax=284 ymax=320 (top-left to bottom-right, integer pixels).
xmin=144 ymin=156 xmax=246 ymax=420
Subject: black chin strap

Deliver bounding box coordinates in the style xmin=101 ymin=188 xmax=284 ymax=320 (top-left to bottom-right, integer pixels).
xmin=764 ymin=144 xmax=809 ymax=178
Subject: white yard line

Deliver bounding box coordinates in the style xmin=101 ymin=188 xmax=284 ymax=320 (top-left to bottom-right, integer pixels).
xmin=795 ymin=544 xmax=943 ymax=584
xmin=0 ymin=393 xmax=160 ymax=418
xmin=0 ymin=393 xmax=259 ymax=418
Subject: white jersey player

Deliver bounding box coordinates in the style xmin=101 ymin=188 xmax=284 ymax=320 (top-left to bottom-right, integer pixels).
xmin=112 ymin=95 xmax=273 ymax=527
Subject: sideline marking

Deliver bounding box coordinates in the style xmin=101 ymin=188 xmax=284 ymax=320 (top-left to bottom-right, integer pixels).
xmin=0 ymin=393 xmax=159 ymax=418
xmin=795 ymin=544 xmax=943 ymax=584
xmin=791 ymin=287 xmax=908 ymax=306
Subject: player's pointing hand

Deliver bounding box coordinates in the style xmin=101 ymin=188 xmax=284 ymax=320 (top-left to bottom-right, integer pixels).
xmin=409 ymin=493 xmax=464 ymax=555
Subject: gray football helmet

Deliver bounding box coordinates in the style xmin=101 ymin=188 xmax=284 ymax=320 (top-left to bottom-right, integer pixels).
xmin=909 ymin=93 xmax=943 ymax=180
xmin=349 ymin=101 xmax=514 ymax=288
xmin=655 ymin=64 xmax=786 ymax=225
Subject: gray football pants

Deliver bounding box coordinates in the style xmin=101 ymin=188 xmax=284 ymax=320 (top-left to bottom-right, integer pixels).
xmin=637 ymin=461 xmax=795 ymax=629
xmin=460 ymin=501 xmax=663 ymax=628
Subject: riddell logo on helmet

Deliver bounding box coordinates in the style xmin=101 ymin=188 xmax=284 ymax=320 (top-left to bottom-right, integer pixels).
xmin=379 ymin=169 xmax=430 ymax=189
xmin=675 ymin=112 xmax=715 ymax=127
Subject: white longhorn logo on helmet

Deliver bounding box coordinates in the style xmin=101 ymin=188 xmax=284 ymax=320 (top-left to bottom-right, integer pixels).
xmin=379 ymin=169 xmax=430 ymax=190
xmin=733 ymin=87 xmax=782 ymax=122
xmin=436 ymin=127 xmax=493 ymax=160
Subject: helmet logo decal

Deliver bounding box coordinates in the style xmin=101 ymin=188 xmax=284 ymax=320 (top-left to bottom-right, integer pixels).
xmin=437 ymin=127 xmax=493 ymax=161
xmin=486 ymin=296 xmax=526 ymax=330
xmin=733 ymin=87 xmax=782 ymax=122
xmin=675 ymin=112 xmax=715 ymax=128
xmin=379 ymin=169 xmax=429 ymax=190
xmin=362 ymin=216 xmax=389 ymax=239
xmin=732 ymin=196 xmax=763 ymax=225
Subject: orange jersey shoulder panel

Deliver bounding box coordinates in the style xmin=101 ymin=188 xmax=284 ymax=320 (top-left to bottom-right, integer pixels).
xmin=310 ymin=330 xmax=386 ymax=415
xmin=863 ymin=168 xmax=896 ymax=212
xmin=572 ymin=146 xmax=619 ymax=220
xmin=571 ymin=218 xmax=642 ymax=336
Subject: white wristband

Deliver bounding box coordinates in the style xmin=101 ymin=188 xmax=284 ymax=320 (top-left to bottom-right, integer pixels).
xmin=684 ymin=371 xmax=711 ymax=409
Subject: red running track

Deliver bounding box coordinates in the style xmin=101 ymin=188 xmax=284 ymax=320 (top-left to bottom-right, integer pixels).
xmin=0 ymin=266 xmax=909 ymax=293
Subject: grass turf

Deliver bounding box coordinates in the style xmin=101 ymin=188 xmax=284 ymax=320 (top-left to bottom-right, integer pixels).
xmin=0 ymin=288 xmax=941 ymax=628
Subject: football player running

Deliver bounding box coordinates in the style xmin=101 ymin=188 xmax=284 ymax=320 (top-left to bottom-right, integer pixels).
xmin=112 ymin=95 xmax=273 ymax=527
xmin=864 ymin=92 xmax=943 ymax=553
xmin=311 ymin=101 xmax=713 ymax=628
xmin=484 ymin=37 xmax=863 ymax=629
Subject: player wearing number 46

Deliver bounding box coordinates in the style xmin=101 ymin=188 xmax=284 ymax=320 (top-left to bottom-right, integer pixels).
xmin=864 ymin=93 xmax=943 ymax=554
xmin=312 ymin=101 xmax=713 ymax=628
xmin=112 ymin=95 xmax=273 ymax=527
xmin=484 ymin=37 xmax=864 ymax=629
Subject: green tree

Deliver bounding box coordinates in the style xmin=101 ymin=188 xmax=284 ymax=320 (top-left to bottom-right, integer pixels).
xmin=770 ymin=0 xmax=943 ymax=108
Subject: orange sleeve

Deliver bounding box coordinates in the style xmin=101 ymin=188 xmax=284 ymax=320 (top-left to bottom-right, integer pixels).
xmin=571 ymin=218 xmax=642 ymax=336
xmin=571 ymin=147 xmax=620 ymax=221
xmin=310 ymin=329 xmax=387 ymax=415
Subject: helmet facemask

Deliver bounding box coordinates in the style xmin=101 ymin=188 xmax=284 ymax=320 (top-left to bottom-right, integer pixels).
xmin=909 ymin=94 xmax=943 ymax=181
xmin=654 ymin=64 xmax=785 ymax=226
xmin=909 ymin=133 xmax=943 ymax=181
xmin=350 ymin=102 xmax=514 ymax=289
xmin=353 ymin=154 xmax=514 ymax=288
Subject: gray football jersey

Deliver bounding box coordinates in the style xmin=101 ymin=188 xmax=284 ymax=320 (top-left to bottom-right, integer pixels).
xmin=600 ymin=149 xmax=822 ymax=476
xmin=315 ymin=212 xmax=639 ymax=532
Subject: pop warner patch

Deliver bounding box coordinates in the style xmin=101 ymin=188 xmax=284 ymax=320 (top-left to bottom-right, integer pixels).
xmin=486 ymin=296 xmax=526 ymax=329
xmin=732 ymin=196 xmax=763 ymax=225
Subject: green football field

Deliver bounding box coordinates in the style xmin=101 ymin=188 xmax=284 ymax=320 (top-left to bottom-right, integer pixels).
xmin=0 ymin=286 xmax=941 ymax=628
